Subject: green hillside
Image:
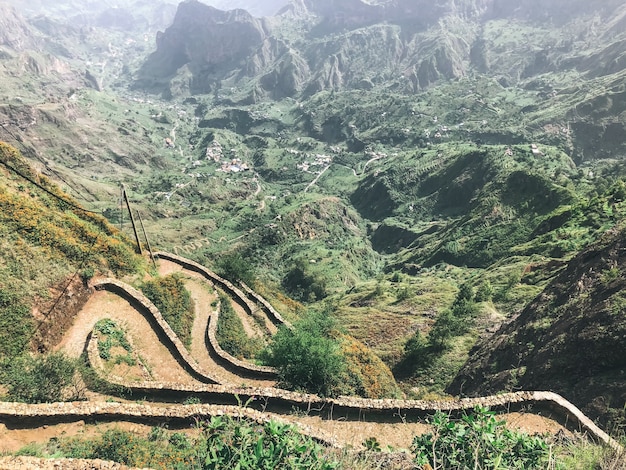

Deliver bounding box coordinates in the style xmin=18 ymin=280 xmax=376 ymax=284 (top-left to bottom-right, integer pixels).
xmin=0 ymin=142 xmax=144 ymax=360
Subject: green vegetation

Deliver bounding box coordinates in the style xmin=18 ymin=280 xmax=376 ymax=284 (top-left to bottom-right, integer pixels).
xmin=20 ymin=416 xmax=339 ymax=470
xmin=395 ymin=282 xmax=481 ymax=392
xmin=262 ymin=311 xmax=400 ymax=398
xmin=0 ymin=288 xmax=33 ymax=360
xmin=412 ymin=406 xmax=552 ymax=469
xmin=94 ymin=318 xmax=135 ymax=366
xmin=142 ymin=274 xmax=195 ymax=348
xmin=262 ymin=313 xmax=347 ymax=397
xmin=217 ymin=252 xmax=256 ymax=286
xmin=0 ymin=352 xmax=82 ymax=403
xmin=216 ymin=293 xmax=264 ymax=360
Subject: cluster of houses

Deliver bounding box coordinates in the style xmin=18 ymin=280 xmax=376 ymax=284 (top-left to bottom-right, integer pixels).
xmin=296 ymin=154 xmax=332 ymax=172
xmin=205 ymin=139 xmax=251 ymax=173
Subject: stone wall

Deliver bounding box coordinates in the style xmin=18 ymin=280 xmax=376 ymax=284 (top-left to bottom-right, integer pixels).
xmin=206 ymin=299 xmax=278 ymax=379
xmin=85 ymin=327 xmax=620 ymax=451
xmin=93 ymin=279 xmax=221 ymax=385
xmin=155 ymin=252 xmax=282 ymax=327
xmin=239 ymin=281 xmax=291 ymax=328
xmin=0 ymin=456 xmax=148 ymax=470
xmin=88 ymin=268 xmax=621 ymax=451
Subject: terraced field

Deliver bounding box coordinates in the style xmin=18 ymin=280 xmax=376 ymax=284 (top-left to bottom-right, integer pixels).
xmin=0 ymin=254 xmax=619 ymax=467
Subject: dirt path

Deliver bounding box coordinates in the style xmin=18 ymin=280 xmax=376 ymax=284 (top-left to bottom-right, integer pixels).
xmin=157 ymin=259 xmax=275 ymax=387
xmin=18 ymin=260 xmax=582 ymax=461
xmin=0 ymin=406 xmax=571 ymax=454
xmin=55 ymin=289 xmax=200 ymax=385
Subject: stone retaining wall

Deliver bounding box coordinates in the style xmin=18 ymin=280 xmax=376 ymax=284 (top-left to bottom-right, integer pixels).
xmin=206 ymin=299 xmax=278 ymax=379
xmin=0 ymin=401 xmax=340 ymax=449
xmin=85 ymin=331 xmax=621 ymax=451
xmin=88 ymin=269 xmax=621 ymax=451
xmin=93 ymin=279 xmax=221 ymax=385
xmin=155 ymin=252 xmax=274 ymax=324
xmin=239 ymin=281 xmax=291 ymax=328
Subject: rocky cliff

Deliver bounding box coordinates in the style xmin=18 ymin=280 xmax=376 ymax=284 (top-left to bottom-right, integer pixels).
xmin=448 ymin=224 xmax=626 ymax=428
xmin=136 ymin=0 xmax=270 ymax=96
xmin=135 ymin=0 xmax=626 ymax=100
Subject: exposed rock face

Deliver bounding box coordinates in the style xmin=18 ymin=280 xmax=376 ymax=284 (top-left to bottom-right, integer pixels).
xmin=135 ymin=0 xmax=626 ymax=99
xmin=0 ymin=4 xmax=38 ymax=51
xmin=448 ymin=226 xmax=626 ymax=428
xmin=136 ymin=0 xmax=270 ymax=95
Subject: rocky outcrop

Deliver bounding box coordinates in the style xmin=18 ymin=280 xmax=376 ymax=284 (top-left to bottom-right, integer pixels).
xmin=0 ymin=4 xmax=38 ymax=51
xmin=136 ymin=0 xmax=270 ymax=95
xmin=448 ymin=225 xmax=626 ymax=428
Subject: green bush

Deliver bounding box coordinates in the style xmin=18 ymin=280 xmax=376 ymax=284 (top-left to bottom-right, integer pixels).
xmin=216 ymin=293 xmax=264 ymax=359
xmin=282 ymin=259 xmax=328 ymax=302
xmin=412 ymin=406 xmax=552 ymax=469
xmin=2 ymin=352 xmax=81 ymax=403
xmin=50 ymin=417 xmax=338 ymax=469
xmin=262 ymin=313 xmax=346 ymax=397
xmin=217 ymin=253 xmax=256 ymax=286
xmin=142 ymin=274 xmax=194 ymax=348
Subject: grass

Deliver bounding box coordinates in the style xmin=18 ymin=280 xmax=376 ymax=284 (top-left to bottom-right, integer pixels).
xmin=216 ymin=293 xmax=265 ymax=360
xmin=141 ymin=274 xmax=195 ymax=349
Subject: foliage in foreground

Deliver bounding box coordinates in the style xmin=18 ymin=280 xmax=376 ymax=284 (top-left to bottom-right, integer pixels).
xmin=412 ymin=406 xmax=551 ymax=470
xmin=0 ymin=352 xmax=82 ymax=403
xmin=22 ymin=416 xmax=338 ymax=470
xmin=141 ymin=274 xmax=194 ymax=348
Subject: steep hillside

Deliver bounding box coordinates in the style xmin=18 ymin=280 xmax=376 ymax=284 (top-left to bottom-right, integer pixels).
xmin=448 ymin=223 xmax=626 ymax=428
xmin=0 ymin=142 xmax=143 ymax=358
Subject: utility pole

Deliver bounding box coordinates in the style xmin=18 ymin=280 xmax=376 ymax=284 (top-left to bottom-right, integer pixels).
xmin=137 ymin=210 xmax=157 ymax=270
xmin=121 ymin=184 xmax=143 ymax=255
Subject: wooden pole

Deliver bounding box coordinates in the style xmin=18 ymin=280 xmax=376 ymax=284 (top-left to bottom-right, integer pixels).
xmin=122 ymin=184 xmax=143 ymax=255
xmin=137 ymin=210 xmax=157 ymax=270
xmin=119 ymin=185 xmax=124 ymax=231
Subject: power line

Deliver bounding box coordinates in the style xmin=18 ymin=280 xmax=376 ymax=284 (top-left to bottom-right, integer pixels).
xmin=0 ymin=125 xmax=95 ymax=203
xmin=0 ymin=158 xmax=100 ymax=215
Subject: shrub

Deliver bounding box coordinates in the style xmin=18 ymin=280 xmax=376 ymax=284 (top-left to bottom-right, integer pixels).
xmin=412 ymin=406 xmax=552 ymax=469
xmin=216 ymin=293 xmax=264 ymax=359
xmin=282 ymin=259 xmax=328 ymax=302
xmin=2 ymin=352 xmax=82 ymax=403
xmin=217 ymin=253 xmax=256 ymax=286
xmin=53 ymin=417 xmax=338 ymax=469
xmin=142 ymin=274 xmax=194 ymax=348
xmin=262 ymin=313 xmax=346 ymax=397
xmin=198 ymin=416 xmax=338 ymax=469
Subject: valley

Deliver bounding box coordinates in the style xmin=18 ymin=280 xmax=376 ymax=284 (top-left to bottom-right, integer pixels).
xmin=0 ymin=0 xmax=625 ymax=468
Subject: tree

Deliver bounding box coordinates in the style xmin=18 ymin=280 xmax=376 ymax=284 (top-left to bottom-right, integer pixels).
xmin=262 ymin=313 xmax=345 ymax=397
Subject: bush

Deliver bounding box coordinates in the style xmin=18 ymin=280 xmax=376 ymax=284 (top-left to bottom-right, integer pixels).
xmin=142 ymin=274 xmax=194 ymax=348
xmin=53 ymin=417 xmax=338 ymax=469
xmin=282 ymin=259 xmax=328 ymax=302
xmin=217 ymin=253 xmax=255 ymax=286
xmin=262 ymin=313 xmax=346 ymax=397
xmin=2 ymin=352 xmax=81 ymax=403
xmin=216 ymin=293 xmax=264 ymax=359
xmin=412 ymin=406 xmax=551 ymax=469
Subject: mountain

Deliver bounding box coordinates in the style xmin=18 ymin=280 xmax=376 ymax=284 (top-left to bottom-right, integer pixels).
xmin=0 ymin=3 xmax=39 ymax=51
xmin=448 ymin=222 xmax=626 ymax=427
xmin=1 ymin=0 xmax=626 ymax=430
